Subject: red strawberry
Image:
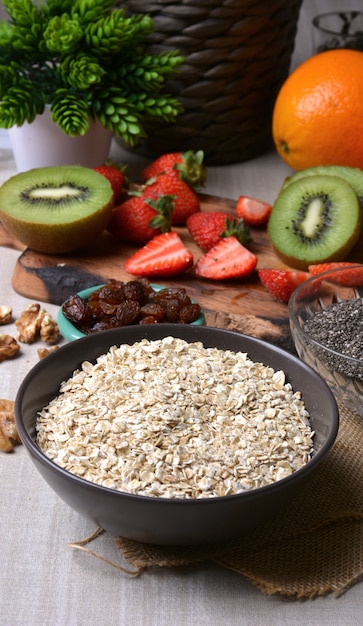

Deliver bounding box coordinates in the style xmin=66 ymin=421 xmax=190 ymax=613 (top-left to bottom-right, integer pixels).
xmin=258 ymin=269 xmax=310 ymax=303
xmin=143 ymin=173 xmax=200 ymax=225
xmin=187 ymin=211 xmax=251 ymax=252
xmin=195 ymin=236 xmax=257 ymax=281
xmin=107 ymin=194 xmax=173 ymax=245
xmin=308 ymin=262 xmax=363 ymax=286
xmin=141 ymin=150 xmax=206 ymax=189
xmin=124 ymin=232 xmax=194 ymax=278
xmin=93 ymin=161 xmax=126 ymax=203
xmin=236 ymin=195 xmax=272 ymax=227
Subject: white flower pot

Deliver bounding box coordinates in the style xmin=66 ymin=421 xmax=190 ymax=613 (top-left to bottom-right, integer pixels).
xmin=8 ymin=106 xmax=113 ymax=172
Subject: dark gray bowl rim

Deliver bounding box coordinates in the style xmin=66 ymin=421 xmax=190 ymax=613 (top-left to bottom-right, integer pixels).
xmin=15 ymin=324 xmax=339 ymax=506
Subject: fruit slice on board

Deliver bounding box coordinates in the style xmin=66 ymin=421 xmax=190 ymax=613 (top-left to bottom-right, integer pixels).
xmin=268 ymin=175 xmax=361 ymax=270
xmin=281 ymin=165 xmax=363 ymax=212
xmin=0 ymin=165 xmax=114 ymax=254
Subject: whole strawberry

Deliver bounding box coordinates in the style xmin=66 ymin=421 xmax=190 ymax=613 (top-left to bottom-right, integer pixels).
xmin=187 ymin=211 xmax=251 ymax=252
xmin=143 ymin=173 xmax=200 ymax=226
xmin=93 ymin=161 xmax=126 ymax=203
xmin=141 ymin=150 xmax=207 ymax=189
xmin=107 ymin=193 xmax=174 ymax=245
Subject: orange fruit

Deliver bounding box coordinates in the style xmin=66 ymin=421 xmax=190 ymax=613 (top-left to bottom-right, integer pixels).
xmin=272 ymin=49 xmax=363 ymax=171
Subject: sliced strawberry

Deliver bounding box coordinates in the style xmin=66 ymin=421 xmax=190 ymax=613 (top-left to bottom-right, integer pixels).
xmin=236 ymin=195 xmax=272 ymax=228
xmin=141 ymin=150 xmax=206 ymax=189
xmin=124 ymin=232 xmax=194 ymax=278
xmin=186 ymin=211 xmax=251 ymax=252
xmin=258 ymin=269 xmax=310 ymax=303
xmin=195 ymin=236 xmax=257 ymax=281
xmin=308 ymin=262 xmax=363 ymax=286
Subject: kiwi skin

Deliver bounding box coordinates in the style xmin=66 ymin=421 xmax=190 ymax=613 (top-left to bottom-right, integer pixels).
xmin=0 ymin=166 xmax=114 ymax=254
xmin=268 ymin=174 xmax=362 ymax=270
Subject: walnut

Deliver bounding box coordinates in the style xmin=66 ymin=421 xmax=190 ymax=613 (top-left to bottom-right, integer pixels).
xmin=15 ymin=303 xmax=43 ymax=343
xmin=15 ymin=304 xmax=59 ymax=345
xmin=0 ymin=399 xmax=21 ymax=452
xmin=39 ymin=312 xmax=59 ymax=345
xmin=0 ymin=305 xmax=12 ymax=325
xmin=0 ymin=334 xmax=20 ymax=362
xmin=38 ymin=345 xmax=59 ymax=360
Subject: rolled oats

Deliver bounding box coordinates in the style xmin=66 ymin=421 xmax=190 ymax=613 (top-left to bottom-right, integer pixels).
xmin=36 ymin=337 xmax=314 ymax=499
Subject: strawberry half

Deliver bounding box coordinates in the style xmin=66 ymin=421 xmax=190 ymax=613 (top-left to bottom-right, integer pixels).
xmin=236 ymin=195 xmax=272 ymax=228
xmin=308 ymin=262 xmax=363 ymax=286
xmin=195 ymin=236 xmax=257 ymax=281
xmin=187 ymin=211 xmax=251 ymax=252
xmin=141 ymin=150 xmax=206 ymax=189
xmin=124 ymin=232 xmax=194 ymax=278
xmin=258 ymin=269 xmax=310 ymax=303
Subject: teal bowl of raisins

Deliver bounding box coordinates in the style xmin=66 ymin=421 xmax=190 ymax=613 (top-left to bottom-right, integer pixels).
xmin=58 ymin=278 xmax=205 ymax=341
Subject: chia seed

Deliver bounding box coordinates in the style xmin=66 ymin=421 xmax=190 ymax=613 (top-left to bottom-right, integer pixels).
xmin=303 ymin=297 xmax=363 ymax=379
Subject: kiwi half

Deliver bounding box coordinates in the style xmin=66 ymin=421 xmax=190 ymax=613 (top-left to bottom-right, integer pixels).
xmin=281 ymin=165 xmax=363 ymax=213
xmin=268 ymin=175 xmax=361 ymax=269
xmin=0 ymin=165 xmax=114 ymax=254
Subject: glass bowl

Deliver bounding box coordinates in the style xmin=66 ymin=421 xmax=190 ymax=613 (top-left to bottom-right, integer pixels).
xmin=289 ymin=265 xmax=363 ymax=416
xmin=58 ymin=283 xmax=205 ymax=341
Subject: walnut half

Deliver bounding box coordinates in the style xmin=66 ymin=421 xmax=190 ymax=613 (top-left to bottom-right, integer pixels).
xmin=0 ymin=305 xmax=12 ymax=325
xmin=0 ymin=399 xmax=21 ymax=452
xmin=0 ymin=334 xmax=20 ymax=362
xmin=15 ymin=303 xmax=59 ymax=345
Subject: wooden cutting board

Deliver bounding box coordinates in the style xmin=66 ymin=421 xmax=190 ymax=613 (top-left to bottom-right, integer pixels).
xmin=0 ymin=193 xmax=296 ymax=350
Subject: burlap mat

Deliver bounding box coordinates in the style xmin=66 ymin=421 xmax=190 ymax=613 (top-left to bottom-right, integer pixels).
xmin=69 ymin=402 xmax=363 ymax=599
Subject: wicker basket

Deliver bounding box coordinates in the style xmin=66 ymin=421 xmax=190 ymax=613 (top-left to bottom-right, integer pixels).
xmin=120 ymin=0 xmax=303 ymax=165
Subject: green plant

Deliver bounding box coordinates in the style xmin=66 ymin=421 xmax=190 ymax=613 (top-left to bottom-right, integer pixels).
xmin=0 ymin=0 xmax=184 ymax=143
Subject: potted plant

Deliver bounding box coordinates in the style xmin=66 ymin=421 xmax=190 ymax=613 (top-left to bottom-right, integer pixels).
xmin=0 ymin=0 xmax=184 ymax=169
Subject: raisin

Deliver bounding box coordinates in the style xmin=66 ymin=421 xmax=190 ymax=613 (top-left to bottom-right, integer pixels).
xmin=137 ymin=277 xmax=153 ymax=294
xmin=116 ymin=300 xmax=141 ymax=326
xmin=124 ymin=280 xmax=149 ymax=303
xmin=96 ymin=285 xmax=126 ymax=305
xmin=153 ymin=287 xmax=190 ymax=305
xmin=62 ymin=295 xmax=90 ymax=323
xmin=179 ymin=303 xmax=201 ymax=323
xmin=139 ymin=316 xmax=160 ymax=324
xmin=88 ymin=300 xmax=117 ymax=318
xmin=87 ymin=318 xmax=119 ymax=333
xmin=163 ymin=299 xmax=182 ymax=322
xmin=140 ymin=303 xmax=165 ymax=322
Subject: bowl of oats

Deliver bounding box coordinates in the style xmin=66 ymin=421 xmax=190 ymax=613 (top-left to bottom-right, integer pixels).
xmin=15 ymin=324 xmax=339 ymax=545
xmin=289 ymin=265 xmax=363 ymax=416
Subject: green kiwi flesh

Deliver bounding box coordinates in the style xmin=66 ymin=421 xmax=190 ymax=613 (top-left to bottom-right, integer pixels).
xmin=268 ymin=175 xmax=361 ymax=270
xmin=0 ymin=165 xmax=114 ymax=254
xmin=281 ymin=165 xmax=363 ymax=213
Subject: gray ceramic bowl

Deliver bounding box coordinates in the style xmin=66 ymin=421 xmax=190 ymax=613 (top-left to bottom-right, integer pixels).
xmin=15 ymin=324 xmax=339 ymax=545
